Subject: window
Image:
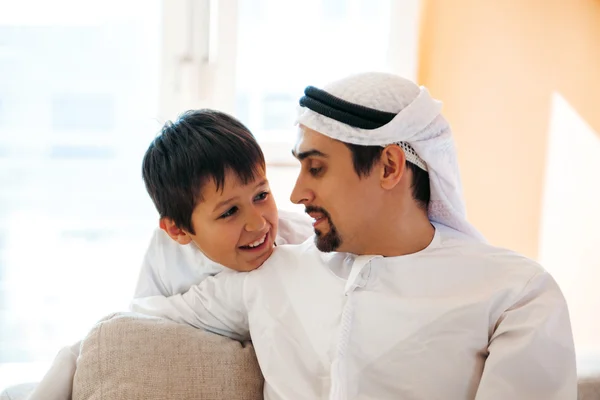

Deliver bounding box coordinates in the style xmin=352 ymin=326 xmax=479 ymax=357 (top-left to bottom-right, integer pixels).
xmin=51 ymin=93 xmax=116 ymax=132
xmin=0 ymin=0 xmax=162 ymax=388
xmin=234 ymin=0 xmax=393 ymax=163
xmin=0 ymin=0 xmax=419 ymax=389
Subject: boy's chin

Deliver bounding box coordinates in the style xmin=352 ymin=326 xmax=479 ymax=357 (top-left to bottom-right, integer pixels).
xmin=234 ymin=244 xmax=274 ymax=272
xmin=252 ymin=245 xmax=275 ymax=269
xmin=252 ymin=245 xmax=275 ymax=270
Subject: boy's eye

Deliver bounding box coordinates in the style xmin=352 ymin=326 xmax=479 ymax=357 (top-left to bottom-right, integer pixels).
xmin=254 ymin=191 xmax=269 ymax=201
xmin=219 ymin=206 xmax=238 ymax=219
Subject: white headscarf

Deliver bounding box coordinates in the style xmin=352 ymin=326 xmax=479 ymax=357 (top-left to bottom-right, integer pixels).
xmin=295 ymin=72 xmax=485 ymax=241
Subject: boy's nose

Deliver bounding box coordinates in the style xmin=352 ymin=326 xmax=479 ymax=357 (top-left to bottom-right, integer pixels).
xmin=245 ymin=209 xmax=267 ymax=232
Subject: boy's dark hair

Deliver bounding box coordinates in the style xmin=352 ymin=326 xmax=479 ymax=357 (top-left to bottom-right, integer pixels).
xmin=344 ymin=143 xmax=430 ymax=209
xmin=142 ymin=109 xmax=265 ymax=234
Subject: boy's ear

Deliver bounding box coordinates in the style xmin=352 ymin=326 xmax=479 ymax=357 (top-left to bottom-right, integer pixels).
xmin=159 ymin=218 xmax=193 ymax=245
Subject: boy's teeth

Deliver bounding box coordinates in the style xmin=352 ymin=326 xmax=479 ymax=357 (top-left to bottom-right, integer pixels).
xmin=248 ymin=234 xmax=266 ymax=248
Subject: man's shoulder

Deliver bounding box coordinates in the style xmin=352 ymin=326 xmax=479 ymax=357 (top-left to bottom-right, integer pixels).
xmin=435 ymin=224 xmax=546 ymax=278
xmin=475 ymin=243 xmax=545 ymax=279
xmin=432 ymin=227 xmax=558 ymax=313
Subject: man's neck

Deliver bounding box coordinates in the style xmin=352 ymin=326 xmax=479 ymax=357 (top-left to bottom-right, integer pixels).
xmin=353 ymin=210 xmax=435 ymax=257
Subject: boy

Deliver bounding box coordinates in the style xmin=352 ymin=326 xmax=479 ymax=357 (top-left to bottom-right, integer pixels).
xmin=27 ymin=109 xmax=313 ymax=400
xmin=134 ymin=108 xmax=312 ymax=298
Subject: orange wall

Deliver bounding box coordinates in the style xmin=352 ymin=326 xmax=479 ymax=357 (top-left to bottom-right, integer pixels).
xmin=417 ymin=0 xmax=600 ymax=258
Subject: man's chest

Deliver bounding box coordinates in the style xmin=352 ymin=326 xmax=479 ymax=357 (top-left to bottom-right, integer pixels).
xmin=247 ymin=267 xmax=492 ymax=399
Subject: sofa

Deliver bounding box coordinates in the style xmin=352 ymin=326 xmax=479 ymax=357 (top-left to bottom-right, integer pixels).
xmin=2 ymin=313 xmax=263 ymax=400
xmin=2 ymin=312 xmax=600 ymax=399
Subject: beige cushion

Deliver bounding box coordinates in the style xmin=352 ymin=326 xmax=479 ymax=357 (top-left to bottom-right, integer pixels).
xmin=72 ymin=312 xmax=263 ymax=400
xmin=578 ymin=373 xmax=600 ymax=400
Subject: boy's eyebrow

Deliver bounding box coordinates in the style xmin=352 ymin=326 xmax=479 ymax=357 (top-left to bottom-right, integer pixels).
xmin=254 ymin=179 xmax=268 ymax=189
xmin=291 ymin=149 xmax=328 ymax=161
xmin=213 ymin=180 xmax=269 ymax=212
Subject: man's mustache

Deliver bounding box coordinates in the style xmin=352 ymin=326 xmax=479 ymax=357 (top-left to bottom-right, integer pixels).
xmin=304 ymin=205 xmax=332 ymax=221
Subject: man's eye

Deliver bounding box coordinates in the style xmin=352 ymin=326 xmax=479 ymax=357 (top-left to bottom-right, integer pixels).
xmin=309 ymin=167 xmax=323 ymax=176
xmin=220 ymin=206 xmax=238 ymax=219
xmin=254 ymin=191 xmax=269 ymax=201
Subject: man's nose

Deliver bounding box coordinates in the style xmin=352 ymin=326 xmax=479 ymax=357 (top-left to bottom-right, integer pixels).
xmin=290 ymin=175 xmax=314 ymax=205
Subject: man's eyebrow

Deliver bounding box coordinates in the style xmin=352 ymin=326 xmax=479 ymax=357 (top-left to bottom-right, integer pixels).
xmin=291 ymin=149 xmax=328 ymax=161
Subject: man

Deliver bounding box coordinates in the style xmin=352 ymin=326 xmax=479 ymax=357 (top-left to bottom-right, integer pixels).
xmin=132 ymin=72 xmax=577 ymax=399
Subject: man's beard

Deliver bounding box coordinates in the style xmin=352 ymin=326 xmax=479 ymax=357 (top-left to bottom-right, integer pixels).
xmin=305 ymin=206 xmax=342 ymax=252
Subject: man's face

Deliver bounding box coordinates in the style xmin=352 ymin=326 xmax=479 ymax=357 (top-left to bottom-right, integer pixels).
xmin=185 ymin=168 xmax=278 ymax=271
xmin=290 ymin=126 xmax=382 ymax=253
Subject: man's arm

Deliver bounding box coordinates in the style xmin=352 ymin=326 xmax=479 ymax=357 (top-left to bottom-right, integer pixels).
xmin=130 ymin=270 xmax=250 ymax=342
xmin=475 ymin=271 xmax=577 ymax=400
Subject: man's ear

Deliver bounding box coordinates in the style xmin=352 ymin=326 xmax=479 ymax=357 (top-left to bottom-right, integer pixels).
xmin=159 ymin=218 xmax=193 ymax=245
xmin=380 ymin=144 xmax=407 ymax=190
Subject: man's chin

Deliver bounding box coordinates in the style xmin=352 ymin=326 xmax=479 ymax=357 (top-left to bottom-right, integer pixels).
xmin=314 ymin=233 xmax=341 ymax=253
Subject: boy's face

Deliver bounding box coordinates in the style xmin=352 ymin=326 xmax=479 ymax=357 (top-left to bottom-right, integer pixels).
xmin=163 ymin=168 xmax=278 ymax=272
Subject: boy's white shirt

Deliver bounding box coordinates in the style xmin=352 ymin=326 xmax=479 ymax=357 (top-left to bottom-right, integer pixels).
xmin=133 ymin=208 xmax=313 ymax=299
xmin=130 ymin=223 xmax=577 ymax=400
xmin=25 ymin=209 xmax=313 ymax=400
